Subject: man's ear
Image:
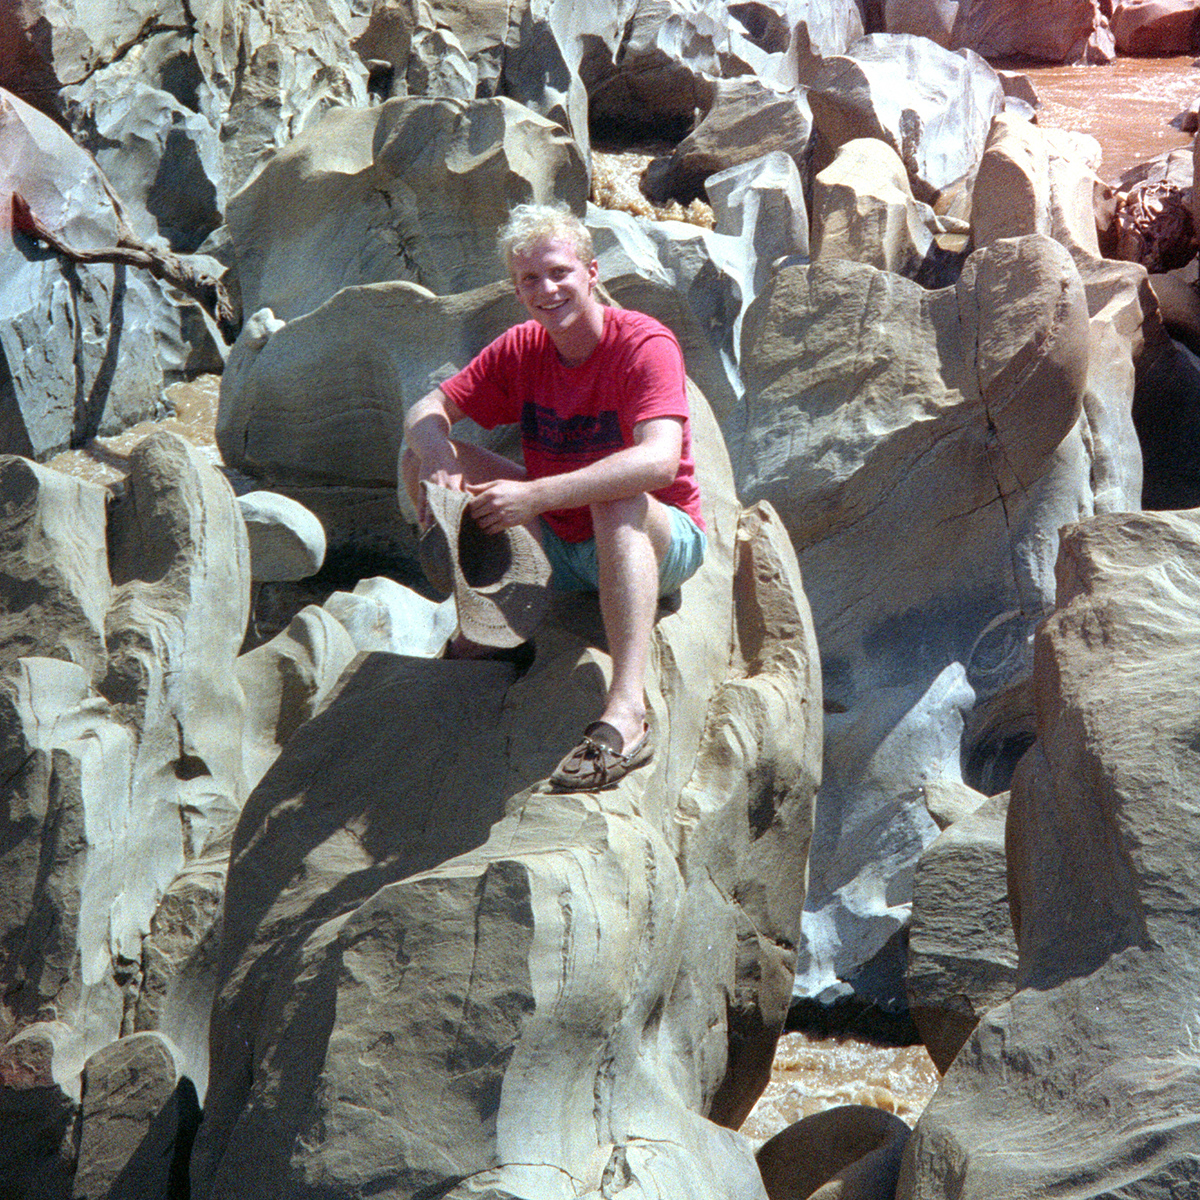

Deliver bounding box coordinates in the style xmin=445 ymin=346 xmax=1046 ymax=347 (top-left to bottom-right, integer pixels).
xmin=587 ymin=258 xmax=599 ymax=287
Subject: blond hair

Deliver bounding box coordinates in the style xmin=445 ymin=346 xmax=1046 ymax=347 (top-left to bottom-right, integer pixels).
xmin=497 ymin=203 xmax=594 ymax=272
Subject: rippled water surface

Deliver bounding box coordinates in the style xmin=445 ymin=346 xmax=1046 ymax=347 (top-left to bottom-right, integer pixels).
xmin=740 ymin=1032 xmax=940 ymax=1144
xmin=1014 ymin=54 xmax=1200 ymax=182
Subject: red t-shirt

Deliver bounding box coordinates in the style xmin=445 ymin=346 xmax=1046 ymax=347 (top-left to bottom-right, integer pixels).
xmin=440 ymin=307 xmax=705 ymax=543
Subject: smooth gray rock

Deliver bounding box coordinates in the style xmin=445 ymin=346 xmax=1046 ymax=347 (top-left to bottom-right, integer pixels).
xmin=0 ymin=433 xmax=251 ymax=1100
xmin=238 ymin=491 xmax=327 ymax=583
xmin=899 ymin=509 xmax=1200 ymax=1198
xmin=236 ymin=605 xmax=358 ymax=795
xmin=217 ymin=284 xmax=522 ymax=487
xmin=224 ymin=96 xmax=587 ymax=323
xmin=73 ymin=1032 xmax=193 ymax=1200
xmin=0 ymin=89 xmax=209 ymax=457
xmin=906 ymin=792 xmax=1017 ymax=1074
xmin=134 ymin=856 xmax=227 ymax=1104
xmin=795 ymin=33 xmax=1005 ymax=202
xmin=796 ymin=664 xmax=973 ymax=1008
xmin=192 ymin=390 xmax=823 ymax=1200
xmin=642 ymin=78 xmax=814 ymax=205
xmin=323 ymin=577 xmax=455 ymax=657
xmin=0 ymin=457 xmax=111 ymax=680
xmin=738 ymin=234 xmax=1133 ymax=1000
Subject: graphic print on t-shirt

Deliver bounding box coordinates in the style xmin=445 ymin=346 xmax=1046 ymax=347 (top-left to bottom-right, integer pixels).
xmin=521 ymin=402 xmax=625 ymax=466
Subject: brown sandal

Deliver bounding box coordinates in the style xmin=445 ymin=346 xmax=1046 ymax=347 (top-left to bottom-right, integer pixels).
xmin=549 ymin=721 xmax=654 ymax=792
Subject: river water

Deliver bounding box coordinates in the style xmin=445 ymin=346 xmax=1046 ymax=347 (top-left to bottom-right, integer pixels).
xmin=1014 ymin=53 xmax=1199 ymax=183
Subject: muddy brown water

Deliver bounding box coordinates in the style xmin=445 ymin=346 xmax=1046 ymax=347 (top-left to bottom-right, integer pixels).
xmin=43 ymin=51 xmax=1200 ymax=1148
xmin=1015 ymin=53 xmax=1200 ymax=183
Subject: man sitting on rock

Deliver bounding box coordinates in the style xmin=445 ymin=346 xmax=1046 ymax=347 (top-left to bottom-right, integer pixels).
xmin=401 ymin=203 xmax=706 ymax=791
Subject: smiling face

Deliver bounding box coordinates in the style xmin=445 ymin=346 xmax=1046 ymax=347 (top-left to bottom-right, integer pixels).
xmin=510 ymin=237 xmax=603 ymax=359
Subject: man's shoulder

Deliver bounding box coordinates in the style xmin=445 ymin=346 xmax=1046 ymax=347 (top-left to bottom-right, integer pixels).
xmin=605 ymin=306 xmax=679 ymax=343
xmin=603 ymin=309 xmax=684 ymax=369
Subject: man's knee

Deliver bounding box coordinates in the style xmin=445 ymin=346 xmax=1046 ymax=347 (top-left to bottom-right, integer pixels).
xmin=590 ymin=493 xmax=650 ymax=532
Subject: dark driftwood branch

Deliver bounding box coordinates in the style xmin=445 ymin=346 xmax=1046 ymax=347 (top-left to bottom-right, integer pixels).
xmin=12 ymin=190 xmax=239 ymax=341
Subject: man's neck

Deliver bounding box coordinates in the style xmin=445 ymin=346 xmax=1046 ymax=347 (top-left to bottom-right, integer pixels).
xmin=550 ymin=301 xmax=605 ymax=367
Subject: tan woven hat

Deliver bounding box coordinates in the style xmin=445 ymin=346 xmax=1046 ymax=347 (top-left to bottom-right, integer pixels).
xmin=418 ymin=483 xmax=551 ymax=648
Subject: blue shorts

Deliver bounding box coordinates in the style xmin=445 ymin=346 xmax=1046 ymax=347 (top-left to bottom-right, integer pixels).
xmin=540 ymin=506 xmax=707 ymax=597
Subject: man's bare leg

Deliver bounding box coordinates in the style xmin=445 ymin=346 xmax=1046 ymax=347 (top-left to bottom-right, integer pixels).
xmin=590 ymin=493 xmax=674 ymax=753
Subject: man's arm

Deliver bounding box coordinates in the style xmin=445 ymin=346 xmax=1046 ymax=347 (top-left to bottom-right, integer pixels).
xmin=466 ymin=416 xmax=683 ymax=534
xmin=402 ymin=388 xmax=469 ymax=519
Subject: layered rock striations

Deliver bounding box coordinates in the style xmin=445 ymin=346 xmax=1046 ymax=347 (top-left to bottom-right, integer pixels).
xmin=900 ymin=509 xmax=1200 ymax=1199
xmin=193 ymin=395 xmax=825 ymax=1200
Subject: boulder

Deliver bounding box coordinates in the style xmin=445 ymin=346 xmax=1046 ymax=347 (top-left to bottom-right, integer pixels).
xmin=217 ymin=282 xmax=522 ymax=487
xmin=224 ymin=96 xmax=587 ymax=323
xmin=899 ymin=509 xmax=1200 ymax=1199
xmin=191 ymin=387 xmax=825 ymax=1199
xmin=0 ymin=88 xmax=210 ymax=458
xmin=970 ymin=113 xmax=1103 ymax=258
xmin=0 ymin=0 xmax=187 ymax=97
xmin=133 ymin=855 xmax=228 ymax=1103
xmin=237 ymin=491 xmax=327 ymax=583
xmin=906 ymin=792 xmax=1017 ymax=1074
xmin=60 ymin=39 xmax=226 ymax=253
xmin=73 ymin=1032 xmax=197 ymax=1200
xmin=188 ymin=0 xmax=368 ymax=198
xmin=236 ymin=605 xmax=359 ymax=794
xmin=738 ymin=234 xmax=1134 ymax=999
xmin=707 ymin=150 xmax=811 ymax=298
xmin=1114 ymin=147 xmax=1195 ymax=274
xmin=322 ymin=577 xmax=456 ymax=657
xmin=883 ymin=0 xmax=1114 ymax=63
xmin=810 ymin=136 xmax=967 ymax=285
xmin=757 ymin=1105 xmax=911 ymax=1200
xmin=795 ymin=664 xmax=974 ymax=1009
xmin=1111 ymin=0 xmax=1200 ymax=53
xmin=794 ymin=33 xmax=1005 ymax=203
xmin=641 ymin=78 xmax=814 ymax=205
xmin=968 ymin=113 xmax=1147 ymax=785
xmin=1148 ymin=260 xmax=1200 ymax=354
xmin=1134 ymin=328 xmax=1200 ymax=510
xmin=0 ymin=433 xmax=250 ymax=1099
xmin=0 ymin=458 xmax=111 ymax=680
xmin=0 ymin=1026 xmax=77 ymax=1199
xmin=103 ymin=431 xmax=251 ymax=856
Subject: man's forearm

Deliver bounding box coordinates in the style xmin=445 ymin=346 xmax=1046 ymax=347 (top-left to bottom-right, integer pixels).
xmin=529 ymin=439 xmax=678 ymax=513
xmin=404 ymin=390 xmax=458 ymax=470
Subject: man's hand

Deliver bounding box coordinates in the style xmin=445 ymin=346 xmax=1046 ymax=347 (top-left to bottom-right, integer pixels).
xmin=466 ymin=478 xmax=543 ymax=533
xmin=417 ymin=454 xmax=465 ymax=525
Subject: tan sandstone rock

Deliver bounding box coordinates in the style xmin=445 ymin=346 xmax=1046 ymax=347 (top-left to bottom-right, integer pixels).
xmin=906 ymin=793 xmax=1017 ymax=1074
xmin=758 ymin=1105 xmax=911 ymax=1200
xmin=884 ymin=0 xmax=1114 ymax=63
xmin=192 ymin=384 xmax=824 ymax=1199
xmin=810 ymin=137 xmax=965 ymax=284
xmin=899 ymin=509 xmax=1200 ymax=1198
xmin=738 ymin=233 xmax=1122 ymax=1000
